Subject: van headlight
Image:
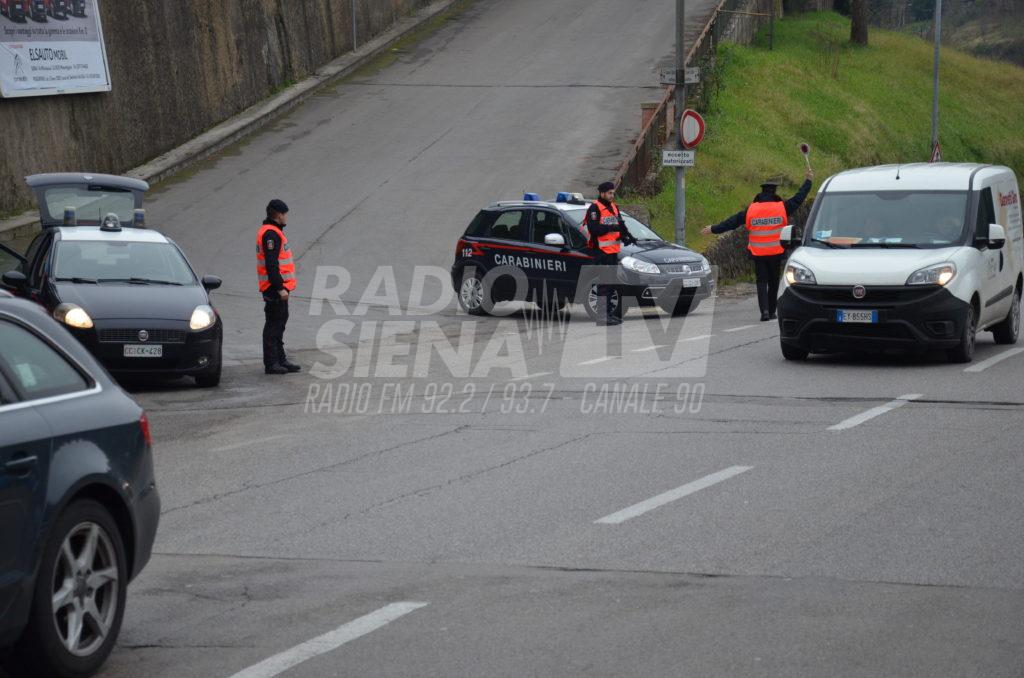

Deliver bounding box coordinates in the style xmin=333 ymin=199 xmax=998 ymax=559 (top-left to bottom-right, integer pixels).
xmin=907 ymin=262 xmax=956 ymax=286
xmin=189 ymin=305 xmax=216 ymax=330
xmin=785 ymin=262 xmax=816 ymax=285
xmin=53 ymin=303 xmax=93 ymax=329
xmin=620 ymin=256 xmax=660 ymax=274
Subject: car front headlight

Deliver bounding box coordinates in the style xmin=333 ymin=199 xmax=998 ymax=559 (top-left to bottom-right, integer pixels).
xmin=907 ymin=262 xmax=956 ymax=286
xmin=53 ymin=303 xmax=93 ymax=329
xmin=189 ymin=305 xmax=216 ymax=331
xmin=699 ymin=256 xmax=711 ymax=272
xmin=620 ymin=256 xmax=660 ymax=275
xmin=785 ymin=262 xmax=816 ymax=285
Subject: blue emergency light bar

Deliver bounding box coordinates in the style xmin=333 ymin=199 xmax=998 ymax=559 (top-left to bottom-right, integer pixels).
xmin=555 ymin=191 xmax=587 ymax=205
xmin=523 ymin=192 xmax=543 ymax=201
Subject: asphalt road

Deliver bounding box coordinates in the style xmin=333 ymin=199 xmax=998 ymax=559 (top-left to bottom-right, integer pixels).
xmin=20 ymin=0 xmax=1024 ymax=676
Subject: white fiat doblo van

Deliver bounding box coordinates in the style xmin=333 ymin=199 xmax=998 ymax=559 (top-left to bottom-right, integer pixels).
xmin=777 ymin=163 xmax=1022 ymax=362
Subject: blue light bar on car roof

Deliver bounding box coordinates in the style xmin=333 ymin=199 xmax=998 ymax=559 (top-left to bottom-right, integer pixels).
xmin=523 ymin=192 xmax=543 ymax=202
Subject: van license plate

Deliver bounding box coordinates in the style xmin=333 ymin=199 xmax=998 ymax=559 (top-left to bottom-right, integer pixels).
xmin=836 ymin=310 xmax=878 ymax=324
xmin=124 ymin=344 xmax=163 ymax=358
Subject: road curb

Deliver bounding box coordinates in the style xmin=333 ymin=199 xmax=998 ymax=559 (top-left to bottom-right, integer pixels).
xmin=0 ymin=0 xmax=462 ymax=239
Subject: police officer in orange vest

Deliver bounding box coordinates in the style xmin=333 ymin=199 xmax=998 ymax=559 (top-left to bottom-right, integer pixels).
xmin=586 ymin=181 xmax=637 ymax=326
xmin=702 ymin=170 xmax=813 ymax=321
xmin=257 ymin=199 xmax=300 ymax=374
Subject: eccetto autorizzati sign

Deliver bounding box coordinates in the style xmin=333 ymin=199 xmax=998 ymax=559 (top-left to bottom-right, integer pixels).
xmin=0 ymin=0 xmax=112 ymax=98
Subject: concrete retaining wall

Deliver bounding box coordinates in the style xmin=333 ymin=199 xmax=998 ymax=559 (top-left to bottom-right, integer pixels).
xmin=0 ymin=0 xmax=432 ymax=215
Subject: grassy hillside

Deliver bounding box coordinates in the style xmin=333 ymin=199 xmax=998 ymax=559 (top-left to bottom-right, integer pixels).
xmin=630 ymin=12 xmax=1024 ymax=252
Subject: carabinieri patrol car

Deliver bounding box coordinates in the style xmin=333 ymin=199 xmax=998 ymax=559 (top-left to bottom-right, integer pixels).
xmin=452 ymin=192 xmax=714 ymax=319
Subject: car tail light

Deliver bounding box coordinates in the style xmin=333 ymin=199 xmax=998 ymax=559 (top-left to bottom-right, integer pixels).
xmin=140 ymin=412 xmax=153 ymax=447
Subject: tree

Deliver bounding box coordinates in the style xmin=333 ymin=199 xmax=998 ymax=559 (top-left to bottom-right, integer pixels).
xmin=851 ymin=0 xmax=870 ymax=44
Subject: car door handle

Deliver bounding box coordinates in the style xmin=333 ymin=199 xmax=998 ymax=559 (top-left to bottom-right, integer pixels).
xmin=4 ymin=455 xmax=38 ymax=474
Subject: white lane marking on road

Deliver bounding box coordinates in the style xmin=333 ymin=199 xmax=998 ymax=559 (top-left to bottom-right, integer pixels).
xmin=512 ymin=372 xmax=553 ymax=381
xmin=578 ymin=356 xmax=616 ymax=366
xmin=681 ymin=333 xmax=713 ymax=342
xmin=964 ymin=347 xmax=1024 ymax=373
xmin=632 ymin=345 xmax=666 ymax=353
xmin=595 ymin=466 xmax=752 ymax=525
xmin=226 ymin=602 xmax=429 ymax=678
xmin=723 ymin=324 xmax=758 ymax=333
xmin=828 ymin=394 xmax=923 ymax=431
xmin=211 ymin=434 xmax=290 ymax=453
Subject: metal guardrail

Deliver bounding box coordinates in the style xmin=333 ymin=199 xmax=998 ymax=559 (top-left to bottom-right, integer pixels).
xmin=616 ymin=0 xmax=775 ymax=192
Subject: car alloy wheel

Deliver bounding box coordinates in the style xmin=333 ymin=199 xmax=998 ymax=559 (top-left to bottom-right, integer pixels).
xmin=460 ymin=274 xmax=484 ymax=312
xmin=587 ymin=283 xmax=619 ymax=317
xmin=51 ymin=521 xmax=120 ymax=657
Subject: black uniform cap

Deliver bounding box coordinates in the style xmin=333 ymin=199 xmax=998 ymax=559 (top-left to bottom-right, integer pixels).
xmin=759 ymin=177 xmax=783 ymax=191
xmin=598 ymin=181 xmax=615 ymax=193
xmin=267 ymin=199 xmax=289 ymax=214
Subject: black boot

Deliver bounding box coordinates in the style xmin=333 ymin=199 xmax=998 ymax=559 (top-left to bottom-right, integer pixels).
xmin=281 ymin=360 xmax=301 ymax=373
xmin=265 ymin=364 xmax=289 ymax=375
xmin=760 ymin=312 xmax=770 ymax=322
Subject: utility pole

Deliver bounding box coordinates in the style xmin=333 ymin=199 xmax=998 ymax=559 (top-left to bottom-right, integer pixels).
xmin=930 ymin=0 xmax=942 ymax=161
xmin=673 ymin=0 xmax=687 ymax=246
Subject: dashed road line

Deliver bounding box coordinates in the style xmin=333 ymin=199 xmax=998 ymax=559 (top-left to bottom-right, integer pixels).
xmin=681 ymin=333 xmax=713 ymax=342
xmin=828 ymin=394 xmax=923 ymax=431
xmin=723 ymin=324 xmax=758 ymax=333
xmin=595 ymin=466 xmax=752 ymax=525
xmin=632 ymin=345 xmax=666 ymax=353
xmin=964 ymin=347 xmax=1024 ymax=373
xmin=512 ymin=372 xmax=553 ymax=381
xmin=226 ymin=602 xmax=429 ymax=678
xmin=578 ymin=356 xmax=617 ymax=366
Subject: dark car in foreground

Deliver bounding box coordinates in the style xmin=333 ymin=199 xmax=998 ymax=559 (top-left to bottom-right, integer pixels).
xmin=0 ymin=293 xmax=159 ymax=678
xmin=0 ymin=173 xmax=224 ymax=387
xmin=451 ymin=193 xmax=715 ymax=319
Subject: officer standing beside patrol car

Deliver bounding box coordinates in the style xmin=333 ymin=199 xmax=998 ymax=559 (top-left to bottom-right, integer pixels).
xmin=257 ymin=199 xmax=301 ymax=374
xmin=702 ymin=170 xmax=813 ymax=321
xmin=586 ymin=181 xmax=637 ymax=325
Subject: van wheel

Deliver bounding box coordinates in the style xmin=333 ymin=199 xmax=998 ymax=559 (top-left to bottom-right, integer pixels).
xmin=991 ymin=288 xmax=1021 ymax=345
xmin=780 ymin=339 xmax=808 ymax=361
xmin=3 ymin=500 xmax=127 ymax=678
xmin=947 ymin=303 xmax=977 ymax=363
xmin=458 ymin=268 xmax=489 ymax=316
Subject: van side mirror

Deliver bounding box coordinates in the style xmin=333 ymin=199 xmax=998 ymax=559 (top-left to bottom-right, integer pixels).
xmin=988 ymin=223 xmax=1006 ymax=250
xmin=779 ymin=225 xmax=794 ymax=245
xmin=201 ymin=275 xmax=222 ymax=291
xmin=544 ymin=233 xmax=566 ymax=248
xmin=2 ymin=270 xmax=28 ymax=293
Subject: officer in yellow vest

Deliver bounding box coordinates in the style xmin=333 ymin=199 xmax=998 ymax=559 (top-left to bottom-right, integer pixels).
xmin=586 ymin=181 xmax=637 ymax=326
xmin=257 ymin=199 xmax=300 ymax=374
xmin=702 ymin=170 xmax=813 ymax=321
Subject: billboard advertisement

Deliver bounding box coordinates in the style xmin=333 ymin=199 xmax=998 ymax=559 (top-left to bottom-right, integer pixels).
xmin=0 ymin=0 xmax=111 ymax=98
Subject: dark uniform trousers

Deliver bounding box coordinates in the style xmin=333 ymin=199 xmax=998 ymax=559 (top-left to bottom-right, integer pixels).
xmin=263 ymin=294 xmax=289 ymax=367
xmin=595 ymin=253 xmax=622 ymax=325
xmin=752 ymin=254 xmax=784 ymax=316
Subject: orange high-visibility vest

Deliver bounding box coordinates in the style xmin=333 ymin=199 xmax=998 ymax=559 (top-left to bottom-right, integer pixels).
xmin=592 ymin=202 xmax=622 ymax=255
xmin=745 ymin=201 xmax=787 ymax=256
xmin=256 ymin=223 xmax=297 ymax=292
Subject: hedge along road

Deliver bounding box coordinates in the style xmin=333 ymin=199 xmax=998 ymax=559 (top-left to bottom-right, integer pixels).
xmin=138 ymin=0 xmax=719 ymax=364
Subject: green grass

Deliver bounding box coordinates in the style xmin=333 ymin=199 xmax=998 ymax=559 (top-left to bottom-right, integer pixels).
xmin=628 ymin=12 xmax=1024 ymax=251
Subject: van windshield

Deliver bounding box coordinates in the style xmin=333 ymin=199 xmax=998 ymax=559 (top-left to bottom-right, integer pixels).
xmin=807 ymin=191 xmax=968 ymax=248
